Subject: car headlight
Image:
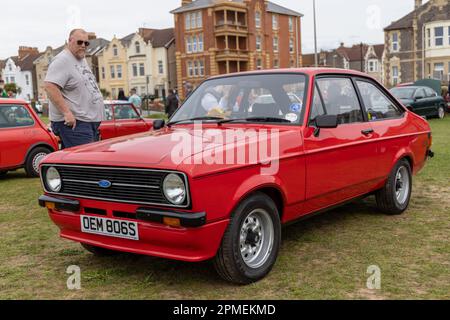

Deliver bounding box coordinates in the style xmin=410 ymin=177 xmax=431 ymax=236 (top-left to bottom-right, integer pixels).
xmin=46 ymin=167 xmax=62 ymax=192
xmin=163 ymin=173 xmax=186 ymax=205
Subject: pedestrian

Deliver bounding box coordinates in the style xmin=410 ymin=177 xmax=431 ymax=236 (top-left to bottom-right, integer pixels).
xmin=129 ymin=88 xmax=142 ymax=115
xmin=184 ymin=81 xmax=194 ymax=99
xmin=45 ymin=29 xmax=104 ymax=149
xmin=165 ymin=89 xmax=179 ymax=118
xmin=118 ymin=89 xmax=128 ymax=101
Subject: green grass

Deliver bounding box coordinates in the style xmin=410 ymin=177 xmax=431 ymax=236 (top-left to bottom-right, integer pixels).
xmin=0 ymin=117 xmax=449 ymax=300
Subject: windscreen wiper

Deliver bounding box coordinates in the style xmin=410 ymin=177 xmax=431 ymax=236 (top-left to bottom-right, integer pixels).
xmin=167 ymin=116 xmax=225 ymax=127
xmin=218 ymin=117 xmax=292 ymax=125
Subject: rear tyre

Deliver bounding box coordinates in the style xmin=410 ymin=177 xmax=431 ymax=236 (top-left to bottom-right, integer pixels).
xmin=81 ymin=243 xmax=119 ymax=256
xmin=213 ymin=192 xmax=281 ymax=285
xmin=437 ymin=106 xmax=445 ymax=119
xmin=376 ymin=159 xmax=412 ymax=215
xmin=25 ymin=147 xmax=52 ymax=178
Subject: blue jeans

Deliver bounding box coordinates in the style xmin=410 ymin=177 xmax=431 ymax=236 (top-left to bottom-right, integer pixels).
xmin=51 ymin=121 xmax=101 ymax=149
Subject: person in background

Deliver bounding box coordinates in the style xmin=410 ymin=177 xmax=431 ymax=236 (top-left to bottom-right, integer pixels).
xmin=128 ymin=88 xmax=142 ymax=115
xmin=165 ymin=89 xmax=179 ymax=118
xmin=184 ymin=81 xmax=194 ymax=99
xmin=44 ymin=29 xmax=104 ymax=149
xmin=118 ymin=89 xmax=127 ymax=101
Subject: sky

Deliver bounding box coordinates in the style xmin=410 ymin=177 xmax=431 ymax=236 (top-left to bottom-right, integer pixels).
xmin=0 ymin=0 xmax=423 ymax=59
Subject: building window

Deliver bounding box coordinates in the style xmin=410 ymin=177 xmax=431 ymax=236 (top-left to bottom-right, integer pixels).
xmin=185 ymin=13 xmax=190 ymax=30
xmin=158 ymin=60 xmax=164 ymax=74
xmin=192 ymin=35 xmax=198 ymax=52
xmin=273 ymin=37 xmax=279 ymax=52
xmin=392 ymin=33 xmax=399 ymax=52
xmin=198 ymin=34 xmax=203 ymax=52
xmin=199 ymin=60 xmax=204 ymax=76
xmin=427 ymin=28 xmax=431 ymax=47
xmin=289 ymin=38 xmax=294 ymax=53
xmin=139 ymin=63 xmax=145 ymax=76
xmin=25 ymin=75 xmax=29 ymax=86
xmin=101 ymin=67 xmax=105 ymax=79
xmin=132 ymin=63 xmax=138 ymax=77
xmin=187 ymin=61 xmax=193 ymax=77
xmin=186 ymin=11 xmax=202 ymax=30
xmin=274 ymin=59 xmax=279 ymax=69
xmin=368 ymin=59 xmax=379 ymax=72
xmin=186 ymin=36 xmax=192 ymax=53
xmin=11 ymin=76 xmax=15 ymax=83
xmin=117 ymin=65 xmax=122 ymax=79
xmin=110 ymin=65 xmax=115 ymax=79
xmin=193 ymin=61 xmax=199 ymax=76
xmin=113 ymin=45 xmax=118 ymax=56
xmin=256 ymin=35 xmax=262 ymax=51
xmin=448 ymin=27 xmax=450 ymax=45
xmin=272 ymin=15 xmax=278 ymax=30
xmin=9 ymin=64 xmax=12 ymax=72
xmin=392 ymin=66 xmax=399 ymax=85
xmin=256 ymin=58 xmax=262 ymax=70
xmin=135 ymin=42 xmax=141 ymax=54
xmin=434 ymin=27 xmax=444 ymax=46
xmin=289 ymin=17 xmax=294 ymax=32
xmin=433 ymin=63 xmax=444 ymax=80
xmin=255 ymin=11 xmax=261 ymax=28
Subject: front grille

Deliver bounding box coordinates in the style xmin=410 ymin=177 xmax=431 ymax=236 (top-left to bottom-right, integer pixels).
xmin=41 ymin=165 xmax=190 ymax=208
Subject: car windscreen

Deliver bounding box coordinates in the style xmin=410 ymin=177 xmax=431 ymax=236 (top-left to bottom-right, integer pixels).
xmin=171 ymin=73 xmax=307 ymax=125
xmin=390 ymin=88 xmax=415 ymax=100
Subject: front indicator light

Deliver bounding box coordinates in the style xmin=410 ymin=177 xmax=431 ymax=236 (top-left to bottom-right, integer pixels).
xmin=163 ymin=217 xmax=181 ymax=228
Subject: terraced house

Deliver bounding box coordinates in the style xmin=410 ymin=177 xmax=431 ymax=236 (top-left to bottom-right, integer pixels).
xmin=171 ymin=0 xmax=303 ymax=98
xmin=384 ymin=0 xmax=450 ymax=87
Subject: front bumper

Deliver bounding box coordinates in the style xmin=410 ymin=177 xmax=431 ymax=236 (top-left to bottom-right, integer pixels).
xmin=39 ymin=195 xmax=228 ymax=262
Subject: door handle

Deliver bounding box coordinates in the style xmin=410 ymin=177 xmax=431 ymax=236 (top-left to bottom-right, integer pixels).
xmin=361 ymin=129 xmax=374 ymax=136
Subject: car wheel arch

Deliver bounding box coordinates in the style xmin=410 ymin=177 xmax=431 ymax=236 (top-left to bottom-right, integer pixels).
xmin=23 ymin=143 xmax=55 ymax=164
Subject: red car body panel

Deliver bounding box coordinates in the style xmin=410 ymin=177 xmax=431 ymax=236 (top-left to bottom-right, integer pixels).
xmin=0 ymin=99 xmax=59 ymax=171
xmin=40 ymin=69 xmax=432 ymax=262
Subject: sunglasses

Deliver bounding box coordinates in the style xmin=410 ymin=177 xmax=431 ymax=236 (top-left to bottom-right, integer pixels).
xmin=76 ymin=40 xmax=90 ymax=47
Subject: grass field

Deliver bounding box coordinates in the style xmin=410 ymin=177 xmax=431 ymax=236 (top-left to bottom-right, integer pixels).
xmin=0 ymin=117 xmax=449 ymax=300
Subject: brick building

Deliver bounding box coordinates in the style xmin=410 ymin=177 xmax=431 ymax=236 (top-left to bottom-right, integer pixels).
xmin=384 ymin=0 xmax=450 ymax=87
xmin=171 ymin=0 xmax=303 ymax=98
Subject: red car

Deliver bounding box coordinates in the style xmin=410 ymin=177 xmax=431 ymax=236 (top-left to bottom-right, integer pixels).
xmin=39 ymin=69 xmax=433 ymax=284
xmin=0 ymin=99 xmax=59 ymax=178
xmin=99 ymin=101 xmax=154 ymax=140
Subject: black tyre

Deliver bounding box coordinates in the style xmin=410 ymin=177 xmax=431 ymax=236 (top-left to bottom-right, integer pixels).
xmin=437 ymin=105 xmax=445 ymax=119
xmin=213 ymin=192 xmax=281 ymax=285
xmin=25 ymin=147 xmax=51 ymax=178
xmin=376 ymin=159 xmax=412 ymax=215
xmin=81 ymin=243 xmax=119 ymax=256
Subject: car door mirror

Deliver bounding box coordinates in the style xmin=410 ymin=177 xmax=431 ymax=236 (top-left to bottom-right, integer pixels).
xmin=153 ymin=119 xmax=165 ymax=130
xmin=315 ymin=115 xmax=339 ymax=129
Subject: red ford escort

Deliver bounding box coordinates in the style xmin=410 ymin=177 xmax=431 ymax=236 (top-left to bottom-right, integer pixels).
xmin=39 ymin=69 xmax=433 ymax=284
xmin=1 ymin=99 xmax=59 ymax=178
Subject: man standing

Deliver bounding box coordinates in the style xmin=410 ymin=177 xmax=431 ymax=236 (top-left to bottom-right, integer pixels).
xmin=129 ymin=88 xmax=142 ymax=115
xmin=45 ymin=29 xmax=104 ymax=148
xmin=165 ymin=89 xmax=179 ymax=118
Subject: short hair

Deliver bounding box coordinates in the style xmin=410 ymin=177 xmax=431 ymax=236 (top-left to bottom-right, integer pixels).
xmin=130 ymin=88 xmax=137 ymax=93
xmin=69 ymin=29 xmax=87 ymax=38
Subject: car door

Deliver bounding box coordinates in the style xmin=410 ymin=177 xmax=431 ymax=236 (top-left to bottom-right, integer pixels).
xmin=99 ymin=104 xmax=116 ymax=140
xmin=113 ymin=104 xmax=148 ymax=137
xmin=354 ymin=78 xmax=407 ymax=178
xmin=412 ymin=88 xmax=428 ymax=116
xmin=424 ymin=87 xmax=442 ymax=116
xmin=303 ymin=76 xmax=379 ymax=214
xmin=0 ymin=104 xmax=36 ymax=169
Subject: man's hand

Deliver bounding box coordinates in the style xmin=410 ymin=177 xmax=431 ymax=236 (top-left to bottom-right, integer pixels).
xmin=64 ymin=111 xmax=76 ymax=129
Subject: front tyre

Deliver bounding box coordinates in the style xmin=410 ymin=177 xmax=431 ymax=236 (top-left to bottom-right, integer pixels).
xmin=213 ymin=192 xmax=281 ymax=284
xmin=376 ymin=159 xmax=412 ymax=215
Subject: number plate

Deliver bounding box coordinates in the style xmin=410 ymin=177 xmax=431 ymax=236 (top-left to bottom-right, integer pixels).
xmin=80 ymin=216 xmax=139 ymax=241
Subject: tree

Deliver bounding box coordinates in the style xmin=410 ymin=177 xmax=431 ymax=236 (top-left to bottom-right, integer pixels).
xmin=100 ymin=88 xmax=110 ymax=99
xmin=4 ymin=83 xmax=21 ymax=94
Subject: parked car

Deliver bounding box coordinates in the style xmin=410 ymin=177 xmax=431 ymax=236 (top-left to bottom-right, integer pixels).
xmin=390 ymin=86 xmax=446 ymax=119
xmin=99 ymin=101 xmax=154 ymax=140
xmin=39 ymin=69 xmax=433 ymax=284
xmin=0 ymin=99 xmax=59 ymax=178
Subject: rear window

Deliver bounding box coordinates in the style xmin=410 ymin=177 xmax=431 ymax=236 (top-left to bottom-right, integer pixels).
xmin=0 ymin=105 xmax=35 ymax=128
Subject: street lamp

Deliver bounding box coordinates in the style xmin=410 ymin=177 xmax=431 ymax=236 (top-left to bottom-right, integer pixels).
xmin=313 ymin=0 xmax=318 ymax=67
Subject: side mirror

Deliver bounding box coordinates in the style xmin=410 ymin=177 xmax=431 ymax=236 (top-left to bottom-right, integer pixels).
xmin=153 ymin=119 xmax=165 ymax=130
xmin=315 ymin=115 xmax=339 ymax=129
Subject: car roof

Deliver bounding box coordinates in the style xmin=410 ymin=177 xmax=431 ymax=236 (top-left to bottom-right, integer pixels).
xmin=0 ymin=98 xmax=29 ymax=105
xmin=208 ymin=67 xmax=371 ymax=80
xmin=391 ymin=86 xmax=425 ymax=90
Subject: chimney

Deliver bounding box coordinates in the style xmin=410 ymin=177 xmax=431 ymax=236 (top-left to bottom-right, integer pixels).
xmin=415 ymin=0 xmax=422 ymax=9
xmin=18 ymin=46 xmax=39 ymax=60
xmin=182 ymin=0 xmax=192 ymax=5
xmin=87 ymin=32 xmax=97 ymax=40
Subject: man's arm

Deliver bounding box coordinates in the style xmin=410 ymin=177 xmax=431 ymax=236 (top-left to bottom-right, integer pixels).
xmin=44 ymin=82 xmax=76 ymax=128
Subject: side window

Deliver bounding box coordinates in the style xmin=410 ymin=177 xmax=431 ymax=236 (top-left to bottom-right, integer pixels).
xmin=424 ymin=87 xmax=437 ymax=97
xmin=0 ymin=105 xmax=34 ymax=128
xmin=415 ymin=88 xmax=426 ymax=99
xmin=356 ymin=80 xmax=403 ymax=121
xmin=309 ymin=84 xmax=326 ymax=122
xmin=114 ymin=105 xmax=139 ymax=120
xmin=316 ymin=78 xmax=363 ymax=124
xmin=104 ymin=105 xmax=113 ymax=121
